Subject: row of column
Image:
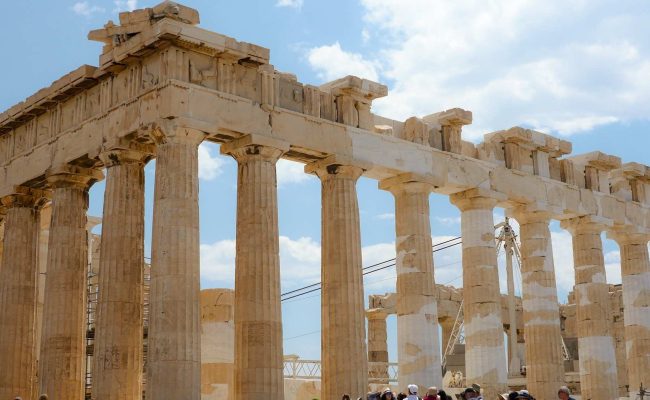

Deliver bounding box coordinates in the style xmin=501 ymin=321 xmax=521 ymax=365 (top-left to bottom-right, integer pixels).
xmin=0 ymin=128 xmax=648 ymax=400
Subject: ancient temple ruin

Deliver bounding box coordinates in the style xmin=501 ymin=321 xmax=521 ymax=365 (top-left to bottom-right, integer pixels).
xmin=0 ymin=2 xmax=648 ymax=400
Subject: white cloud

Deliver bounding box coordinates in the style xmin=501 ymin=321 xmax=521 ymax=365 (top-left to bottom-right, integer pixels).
xmin=375 ymin=212 xmax=395 ymax=220
xmin=197 ymin=142 xmax=225 ymax=181
xmin=435 ymin=216 xmax=461 ymax=226
xmin=306 ymin=0 xmax=650 ymax=138
xmin=72 ymin=1 xmax=105 ymax=16
xmin=276 ymin=0 xmax=303 ymax=9
xmin=307 ymin=42 xmax=380 ymax=82
xmin=277 ymin=159 xmax=312 ymax=186
xmin=114 ymin=0 xmax=138 ymax=12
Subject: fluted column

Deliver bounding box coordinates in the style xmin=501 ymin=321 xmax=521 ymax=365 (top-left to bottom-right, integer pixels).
xmin=0 ymin=188 xmax=48 ymax=399
xmin=306 ymin=158 xmax=368 ymax=400
xmin=561 ymin=217 xmax=618 ymax=400
xmin=450 ymin=188 xmax=507 ymax=399
xmin=380 ymin=175 xmax=441 ymax=389
xmin=39 ymin=166 xmax=103 ymax=400
xmin=221 ymin=135 xmax=288 ymax=400
xmin=147 ymin=127 xmax=204 ymax=400
xmin=92 ymin=146 xmax=152 ymax=400
xmin=609 ymin=230 xmax=650 ymax=396
xmin=512 ymin=208 xmax=564 ymax=399
xmin=367 ymin=310 xmax=389 ymax=388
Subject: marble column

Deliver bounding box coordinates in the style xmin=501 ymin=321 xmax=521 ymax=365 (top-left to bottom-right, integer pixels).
xmin=380 ymin=175 xmax=441 ymax=389
xmin=609 ymin=231 xmax=650 ymax=396
xmin=450 ymin=189 xmax=507 ymax=399
xmin=513 ymin=209 xmax=564 ymax=399
xmin=92 ymin=147 xmax=152 ymax=400
xmin=221 ymin=136 xmax=288 ymax=400
xmin=367 ymin=310 xmax=389 ymax=388
xmin=147 ymin=127 xmax=204 ymax=400
xmin=0 ymin=188 xmax=48 ymax=400
xmin=39 ymin=166 xmax=103 ymax=400
xmin=306 ymin=158 xmax=368 ymax=400
xmin=561 ymin=217 xmax=618 ymax=400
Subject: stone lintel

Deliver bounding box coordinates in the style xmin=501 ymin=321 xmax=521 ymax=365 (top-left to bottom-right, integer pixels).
xmin=449 ymin=187 xmax=507 ymax=210
xmin=304 ymin=155 xmax=371 ymax=178
xmin=219 ymin=133 xmax=290 ymax=155
xmin=607 ymin=227 xmax=650 ymax=245
xmin=378 ymin=172 xmax=440 ymax=193
xmin=45 ymin=165 xmax=104 ymax=189
xmin=567 ymin=151 xmax=622 ymax=171
xmin=319 ymin=75 xmax=388 ymax=102
xmin=484 ymin=126 xmax=572 ymax=156
xmin=621 ymin=162 xmax=650 ymax=180
xmin=560 ymin=215 xmax=613 ymax=234
xmin=423 ymin=107 xmax=472 ymax=127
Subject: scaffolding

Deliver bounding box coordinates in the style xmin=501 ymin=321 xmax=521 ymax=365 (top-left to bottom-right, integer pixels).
xmin=84 ymin=261 xmax=150 ymax=399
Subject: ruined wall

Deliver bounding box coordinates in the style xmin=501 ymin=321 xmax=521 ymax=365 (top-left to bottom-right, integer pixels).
xmin=560 ymin=284 xmax=627 ymax=397
xmin=200 ymin=289 xmax=235 ymax=400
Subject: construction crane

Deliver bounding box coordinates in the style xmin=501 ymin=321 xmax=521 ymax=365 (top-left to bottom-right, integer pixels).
xmin=442 ymin=218 xmax=570 ymax=375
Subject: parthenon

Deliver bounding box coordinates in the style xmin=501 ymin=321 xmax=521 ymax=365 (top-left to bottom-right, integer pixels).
xmin=0 ymin=2 xmax=648 ymax=400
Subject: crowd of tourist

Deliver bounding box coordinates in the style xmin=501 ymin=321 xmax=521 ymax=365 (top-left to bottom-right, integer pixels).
xmin=342 ymin=384 xmax=577 ymax=400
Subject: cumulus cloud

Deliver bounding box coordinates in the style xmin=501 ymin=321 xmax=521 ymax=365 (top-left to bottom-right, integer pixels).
xmin=276 ymin=0 xmax=303 ymax=9
xmin=277 ymin=159 xmax=312 ymax=186
xmin=72 ymin=1 xmax=105 ymax=16
xmin=374 ymin=213 xmax=395 ymax=220
xmin=306 ymin=0 xmax=650 ymax=139
xmin=307 ymin=42 xmax=380 ymax=82
xmin=114 ymin=0 xmax=137 ymax=12
xmin=197 ymin=142 xmax=225 ymax=181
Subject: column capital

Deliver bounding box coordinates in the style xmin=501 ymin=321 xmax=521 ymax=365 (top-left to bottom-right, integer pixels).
xmin=149 ymin=119 xmax=206 ymax=146
xmin=304 ymin=155 xmax=368 ymax=181
xmin=99 ymin=142 xmax=154 ymax=168
xmin=366 ymin=308 xmax=390 ymax=321
xmin=220 ymin=134 xmax=289 ymax=163
xmin=607 ymin=228 xmax=650 ymax=245
xmin=45 ymin=165 xmax=104 ymax=190
xmin=560 ymin=215 xmax=612 ymax=235
xmin=0 ymin=186 xmax=51 ymax=210
xmin=449 ymin=187 xmax=506 ymax=211
xmin=378 ymin=172 xmax=439 ymax=195
xmin=508 ymin=203 xmax=557 ymax=224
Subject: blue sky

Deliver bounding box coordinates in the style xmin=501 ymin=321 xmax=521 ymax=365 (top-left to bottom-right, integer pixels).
xmin=1 ymin=0 xmax=649 ymax=362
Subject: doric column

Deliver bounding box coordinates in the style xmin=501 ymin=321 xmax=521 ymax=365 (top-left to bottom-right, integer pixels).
xmin=561 ymin=217 xmax=618 ymax=400
xmin=306 ymin=157 xmax=368 ymax=400
xmin=367 ymin=310 xmax=389 ymax=388
xmin=608 ymin=230 xmax=650 ymax=396
xmin=380 ymin=174 xmax=441 ymax=389
xmin=221 ymin=135 xmax=288 ymax=400
xmin=450 ymin=188 xmax=507 ymax=399
xmin=147 ymin=125 xmax=204 ymax=400
xmin=39 ymin=166 xmax=103 ymax=400
xmin=0 ymin=188 xmax=49 ymax=399
xmin=91 ymin=146 xmax=152 ymax=400
xmin=511 ymin=208 xmax=564 ymax=399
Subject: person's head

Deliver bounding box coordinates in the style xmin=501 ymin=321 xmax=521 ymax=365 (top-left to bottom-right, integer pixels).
xmin=397 ymin=393 xmax=407 ymax=400
xmin=463 ymin=388 xmax=479 ymax=399
xmin=437 ymin=390 xmax=448 ymax=399
xmin=342 ymin=395 xmax=350 ymax=400
xmin=407 ymin=384 xmax=418 ymax=396
xmin=426 ymin=387 xmax=438 ymax=397
xmin=557 ymin=386 xmax=571 ymax=400
xmin=38 ymin=396 xmax=49 ymax=400
xmin=382 ymin=388 xmax=394 ymax=399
